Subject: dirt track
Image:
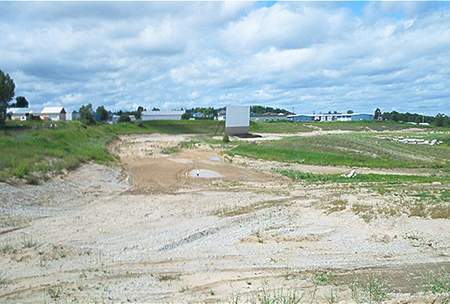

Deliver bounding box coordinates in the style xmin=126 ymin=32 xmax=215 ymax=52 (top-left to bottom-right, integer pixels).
xmin=0 ymin=134 xmax=449 ymax=303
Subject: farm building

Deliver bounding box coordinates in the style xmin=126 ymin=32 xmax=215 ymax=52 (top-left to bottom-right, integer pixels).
xmin=225 ymin=106 xmax=250 ymax=135
xmin=40 ymin=107 xmax=67 ymax=121
xmin=216 ymin=109 xmax=226 ymax=121
xmin=7 ymin=108 xmax=33 ymax=121
xmin=250 ymin=113 xmax=288 ymax=122
xmin=141 ymin=110 xmax=184 ymax=121
xmin=288 ymin=113 xmax=373 ymax=122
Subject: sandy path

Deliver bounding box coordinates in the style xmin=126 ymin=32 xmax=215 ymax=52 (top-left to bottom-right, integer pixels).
xmin=0 ymin=134 xmax=449 ymax=303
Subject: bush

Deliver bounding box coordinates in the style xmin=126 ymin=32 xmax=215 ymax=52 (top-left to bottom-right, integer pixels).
xmin=223 ymin=133 xmax=230 ymax=143
xmin=118 ymin=113 xmax=131 ymax=123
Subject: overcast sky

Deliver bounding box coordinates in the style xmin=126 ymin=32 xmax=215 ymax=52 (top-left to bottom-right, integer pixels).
xmin=1 ymin=1 xmax=449 ymax=114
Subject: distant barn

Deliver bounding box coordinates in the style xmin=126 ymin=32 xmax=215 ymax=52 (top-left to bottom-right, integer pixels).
xmin=7 ymin=108 xmax=33 ymax=121
xmin=288 ymin=113 xmax=373 ymax=122
xmin=141 ymin=110 xmax=185 ymax=121
xmin=40 ymin=107 xmax=67 ymax=121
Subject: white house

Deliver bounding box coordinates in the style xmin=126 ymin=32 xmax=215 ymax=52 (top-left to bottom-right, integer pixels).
xmin=141 ymin=110 xmax=184 ymax=121
xmin=216 ymin=109 xmax=226 ymax=121
xmin=7 ymin=108 xmax=33 ymax=121
xmin=40 ymin=107 xmax=67 ymax=121
xmin=225 ymin=106 xmax=250 ymax=135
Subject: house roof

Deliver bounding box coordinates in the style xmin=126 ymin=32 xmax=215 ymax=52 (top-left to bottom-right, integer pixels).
xmin=41 ymin=107 xmax=65 ymax=114
xmin=7 ymin=107 xmax=32 ymax=115
xmin=141 ymin=110 xmax=185 ymax=116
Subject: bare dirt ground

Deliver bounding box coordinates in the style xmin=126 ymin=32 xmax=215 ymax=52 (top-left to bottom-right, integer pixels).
xmin=0 ymin=134 xmax=449 ymax=303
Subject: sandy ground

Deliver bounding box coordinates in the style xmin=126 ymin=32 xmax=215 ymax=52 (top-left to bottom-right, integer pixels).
xmin=0 ymin=134 xmax=449 ymax=303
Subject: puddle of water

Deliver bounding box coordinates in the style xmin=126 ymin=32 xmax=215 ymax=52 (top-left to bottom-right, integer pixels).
xmin=208 ymin=156 xmax=221 ymax=162
xmin=190 ymin=169 xmax=223 ymax=178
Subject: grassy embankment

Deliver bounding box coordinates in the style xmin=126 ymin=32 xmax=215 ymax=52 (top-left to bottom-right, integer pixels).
xmin=249 ymin=120 xmax=430 ymax=133
xmin=0 ymin=120 xmax=224 ymax=182
xmin=229 ymin=130 xmax=450 ymax=186
xmin=230 ymin=133 xmax=450 ymax=169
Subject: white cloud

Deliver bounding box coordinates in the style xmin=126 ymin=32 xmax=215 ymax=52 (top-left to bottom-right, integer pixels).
xmin=0 ymin=2 xmax=449 ymax=115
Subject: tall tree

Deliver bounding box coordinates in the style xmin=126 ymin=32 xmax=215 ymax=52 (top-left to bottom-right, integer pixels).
xmin=374 ymin=108 xmax=382 ymax=120
xmin=0 ymin=70 xmax=15 ymax=127
xmin=79 ymin=104 xmax=96 ymax=125
xmin=95 ymin=105 xmax=109 ymax=122
xmin=434 ymin=113 xmax=449 ymax=127
xmin=13 ymin=96 xmax=29 ymax=108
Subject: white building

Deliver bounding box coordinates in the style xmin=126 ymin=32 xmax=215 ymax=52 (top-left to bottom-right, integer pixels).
xmin=40 ymin=107 xmax=67 ymax=121
xmin=288 ymin=113 xmax=373 ymax=122
xmin=7 ymin=108 xmax=33 ymax=121
xmin=141 ymin=110 xmax=184 ymax=121
xmin=225 ymin=106 xmax=250 ymax=135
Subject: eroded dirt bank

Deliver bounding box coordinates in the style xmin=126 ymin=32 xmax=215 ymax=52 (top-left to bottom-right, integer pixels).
xmin=0 ymin=134 xmax=449 ymax=303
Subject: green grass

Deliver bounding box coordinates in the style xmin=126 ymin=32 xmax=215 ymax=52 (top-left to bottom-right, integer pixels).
xmin=0 ymin=120 xmax=226 ymax=181
xmin=277 ymin=170 xmax=450 ymax=184
xmin=109 ymin=120 xmax=225 ymax=135
xmin=249 ymin=120 xmax=430 ymax=134
xmin=1 ymin=119 xmax=448 ymax=182
xmin=0 ymin=122 xmax=116 ymax=181
xmin=230 ymin=133 xmax=450 ymax=169
xmin=423 ymin=269 xmax=450 ymax=295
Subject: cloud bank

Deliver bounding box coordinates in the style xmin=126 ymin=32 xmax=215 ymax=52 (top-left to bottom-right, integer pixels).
xmin=0 ymin=1 xmax=449 ymax=114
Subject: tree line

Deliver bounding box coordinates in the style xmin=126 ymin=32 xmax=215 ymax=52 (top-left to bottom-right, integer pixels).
xmin=374 ymin=108 xmax=449 ymax=127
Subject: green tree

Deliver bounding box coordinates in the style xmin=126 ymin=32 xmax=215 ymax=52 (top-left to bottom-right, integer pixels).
xmin=347 ymin=110 xmax=354 ymax=114
xmin=0 ymin=70 xmax=15 ymax=127
xmin=374 ymin=108 xmax=382 ymax=120
xmin=14 ymin=96 xmax=29 ymax=108
xmin=135 ymin=106 xmax=145 ymax=120
xmin=434 ymin=113 xmax=449 ymax=127
xmin=118 ymin=113 xmax=131 ymax=123
xmin=95 ymin=105 xmax=109 ymax=122
xmin=79 ymin=104 xmax=96 ymax=125
xmin=181 ymin=113 xmax=192 ymax=120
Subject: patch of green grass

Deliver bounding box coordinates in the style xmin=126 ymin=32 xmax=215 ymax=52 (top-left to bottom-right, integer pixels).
xmin=47 ymin=284 xmax=63 ymax=300
xmin=0 ymin=121 xmax=116 ymax=181
xmin=0 ymin=120 xmax=225 ymax=181
xmin=277 ymin=170 xmax=450 ymax=184
xmin=0 ymin=272 xmax=7 ymax=286
xmin=423 ymin=269 xmax=450 ymax=295
xmin=0 ymin=243 xmax=18 ymax=255
xmin=230 ymin=133 xmax=450 ymax=169
xmin=250 ymin=121 xmax=312 ymax=133
xmin=249 ymin=120 xmax=426 ymax=134
xmin=109 ymin=120 xmax=224 ymax=135
xmin=313 ymin=271 xmax=335 ymax=285
xmin=351 ymin=277 xmax=389 ymax=304
xmin=253 ymin=289 xmax=303 ymax=304
xmin=21 ymin=234 xmax=38 ymax=248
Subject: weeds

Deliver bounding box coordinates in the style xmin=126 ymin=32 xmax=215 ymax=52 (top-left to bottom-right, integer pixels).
xmin=0 ymin=272 xmax=7 ymax=286
xmin=254 ymin=289 xmax=303 ymax=304
xmin=21 ymin=234 xmax=38 ymax=248
xmin=0 ymin=242 xmax=17 ymax=255
xmin=157 ymin=273 xmax=180 ymax=282
xmin=423 ymin=269 xmax=450 ymax=295
xmin=324 ymin=288 xmax=339 ymax=304
xmin=313 ymin=272 xmax=335 ymax=286
xmin=47 ymin=284 xmax=63 ymax=299
xmin=323 ymin=200 xmax=347 ymax=215
xmin=351 ymin=277 xmax=389 ymax=304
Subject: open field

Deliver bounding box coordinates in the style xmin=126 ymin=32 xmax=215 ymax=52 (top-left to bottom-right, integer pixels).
xmin=1 ymin=119 xmax=446 ymax=182
xmin=230 ymin=132 xmax=450 ymax=170
xmin=0 ymin=121 xmax=449 ymax=303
